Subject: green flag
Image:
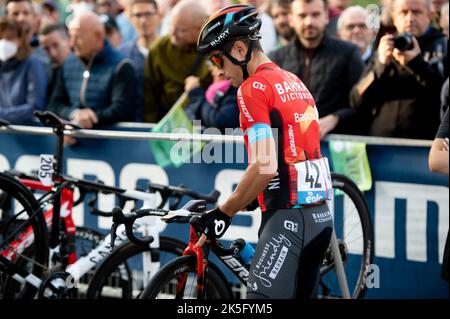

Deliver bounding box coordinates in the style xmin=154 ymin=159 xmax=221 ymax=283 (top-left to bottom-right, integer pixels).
xmin=329 ymin=140 xmax=373 ymax=191
xmin=149 ymin=93 xmax=202 ymax=168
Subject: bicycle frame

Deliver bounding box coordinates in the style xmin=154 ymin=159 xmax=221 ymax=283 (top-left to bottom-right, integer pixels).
xmin=176 ymin=226 xmax=249 ymax=299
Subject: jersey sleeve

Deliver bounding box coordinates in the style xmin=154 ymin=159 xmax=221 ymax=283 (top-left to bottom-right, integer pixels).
xmin=238 ymin=77 xmax=274 ymax=145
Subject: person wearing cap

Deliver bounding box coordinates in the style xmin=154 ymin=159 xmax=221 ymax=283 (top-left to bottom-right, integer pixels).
xmin=193 ymin=4 xmax=333 ymax=299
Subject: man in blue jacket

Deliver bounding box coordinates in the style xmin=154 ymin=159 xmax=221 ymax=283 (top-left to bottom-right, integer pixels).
xmin=48 ymin=11 xmax=135 ymax=129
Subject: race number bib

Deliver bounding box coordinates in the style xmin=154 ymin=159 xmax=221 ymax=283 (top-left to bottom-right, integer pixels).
xmin=293 ymin=157 xmax=332 ymax=205
xmin=38 ymin=154 xmax=54 ymax=187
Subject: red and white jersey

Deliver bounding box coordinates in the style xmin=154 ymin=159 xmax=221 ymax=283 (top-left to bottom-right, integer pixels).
xmin=237 ymin=62 xmax=323 ymax=212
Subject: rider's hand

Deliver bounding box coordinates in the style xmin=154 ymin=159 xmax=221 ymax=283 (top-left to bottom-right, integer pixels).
xmin=193 ymin=207 xmax=231 ymax=248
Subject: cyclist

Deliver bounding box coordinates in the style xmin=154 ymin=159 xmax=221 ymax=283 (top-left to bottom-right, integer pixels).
xmin=194 ymin=4 xmax=334 ymax=299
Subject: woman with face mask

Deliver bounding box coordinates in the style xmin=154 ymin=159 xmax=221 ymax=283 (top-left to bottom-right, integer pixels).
xmin=0 ymin=17 xmax=47 ymax=123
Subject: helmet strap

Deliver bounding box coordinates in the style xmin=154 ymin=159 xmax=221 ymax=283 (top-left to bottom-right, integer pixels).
xmin=222 ymin=40 xmax=255 ymax=81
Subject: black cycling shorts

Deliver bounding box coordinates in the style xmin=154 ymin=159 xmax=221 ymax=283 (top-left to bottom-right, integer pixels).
xmin=246 ymin=203 xmax=333 ymax=299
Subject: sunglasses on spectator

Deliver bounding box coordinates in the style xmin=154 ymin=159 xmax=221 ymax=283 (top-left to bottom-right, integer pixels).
xmin=209 ymin=51 xmax=225 ymax=68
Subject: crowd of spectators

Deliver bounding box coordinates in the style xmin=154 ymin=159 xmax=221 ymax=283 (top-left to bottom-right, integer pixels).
xmin=0 ymin=0 xmax=448 ymax=140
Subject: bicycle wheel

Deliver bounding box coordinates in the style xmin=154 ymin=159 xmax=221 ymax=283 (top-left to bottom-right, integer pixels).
xmin=74 ymin=226 xmax=133 ymax=298
xmin=86 ymin=236 xmax=185 ymax=299
xmin=0 ymin=172 xmax=49 ymax=299
xmin=318 ymin=173 xmax=374 ymax=299
xmin=140 ymin=255 xmax=232 ymax=299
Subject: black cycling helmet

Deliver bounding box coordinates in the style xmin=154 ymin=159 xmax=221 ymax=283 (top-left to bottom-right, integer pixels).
xmin=197 ymin=4 xmax=262 ymax=80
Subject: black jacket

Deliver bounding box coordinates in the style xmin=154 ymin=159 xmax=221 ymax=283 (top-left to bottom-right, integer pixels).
xmin=269 ymin=35 xmax=364 ymax=134
xmin=350 ymin=27 xmax=447 ymax=139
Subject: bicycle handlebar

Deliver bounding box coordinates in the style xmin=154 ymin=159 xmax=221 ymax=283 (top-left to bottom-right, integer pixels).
xmin=109 ymin=199 xmax=208 ymax=250
xmin=148 ymin=183 xmax=220 ymax=210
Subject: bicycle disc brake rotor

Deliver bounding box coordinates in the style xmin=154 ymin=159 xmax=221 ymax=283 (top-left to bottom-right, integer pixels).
xmin=38 ymin=271 xmax=76 ymax=299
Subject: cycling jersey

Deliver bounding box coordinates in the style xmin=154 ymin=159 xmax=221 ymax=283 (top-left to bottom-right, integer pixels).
xmin=237 ymin=62 xmax=326 ymax=212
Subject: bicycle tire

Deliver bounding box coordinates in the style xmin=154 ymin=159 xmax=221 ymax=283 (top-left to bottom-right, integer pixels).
xmin=74 ymin=226 xmax=133 ymax=298
xmin=86 ymin=236 xmax=186 ymax=299
xmin=139 ymin=255 xmax=232 ymax=299
xmin=0 ymin=172 xmax=49 ymax=299
xmin=319 ymin=173 xmax=374 ymax=299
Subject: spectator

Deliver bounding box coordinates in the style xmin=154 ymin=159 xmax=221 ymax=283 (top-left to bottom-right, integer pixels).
xmin=100 ymin=14 xmax=123 ymax=48
xmin=6 ymin=0 xmax=51 ymax=72
xmin=0 ymin=17 xmax=47 ymax=123
xmin=6 ymin=0 xmax=34 ymax=45
xmin=268 ymin=0 xmax=296 ymax=49
xmin=143 ymin=0 xmax=210 ymax=123
xmin=39 ymin=23 xmax=71 ymax=101
xmin=96 ymin=0 xmax=137 ymax=44
xmin=337 ymin=5 xmax=376 ymax=64
xmin=41 ymin=1 xmax=61 ymax=28
xmin=48 ymin=11 xmax=135 ymax=129
xmin=157 ymin=0 xmax=179 ymax=36
xmin=372 ymin=0 xmax=397 ymax=50
xmin=269 ymin=0 xmax=364 ymax=137
xmin=431 ymin=0 xmax=448 ymax=28
xmin=184 ymin=63 xmax=239 ymax=132
xmin=326 ymin=0 xmax=350 ymax=36
xmin=350 ymin=0 xmax=447 ymax=139
xmin=118 ymin=0 xmax=160 ymax=121
xmin=238 ymin=0 xmax=278 ymax=53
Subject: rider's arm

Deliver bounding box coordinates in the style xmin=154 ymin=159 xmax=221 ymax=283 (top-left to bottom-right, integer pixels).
xmin=220 ymin=136 xmax=278 ymax=217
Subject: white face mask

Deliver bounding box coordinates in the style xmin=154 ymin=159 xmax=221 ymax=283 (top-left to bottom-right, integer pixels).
xmin=0 ymin=39 xmax=18 ymax=62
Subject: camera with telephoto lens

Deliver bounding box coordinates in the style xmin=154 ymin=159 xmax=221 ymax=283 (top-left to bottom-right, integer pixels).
xmin=393 ymin=32 xmax=414 ymax=51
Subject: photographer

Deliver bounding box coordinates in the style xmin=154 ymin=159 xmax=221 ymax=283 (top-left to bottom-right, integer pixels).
xmin=350 ymin=0 xmax=447 ymax=139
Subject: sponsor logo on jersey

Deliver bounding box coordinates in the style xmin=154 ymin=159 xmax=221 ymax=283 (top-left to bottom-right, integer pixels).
xmin=238 ymin=88 xmax=254 ymax=122
xmin=287 ymin=124 xmax=298 ymax=157
xmin=296 ymin=105 xmax=319 ymax=134
xmin=267 ymin=172 xmax=280 ymax=190
xmin=252 ymin=81 xmax=266 ymax=91
xmin=274 ymin=81 xmax=314 ymax=102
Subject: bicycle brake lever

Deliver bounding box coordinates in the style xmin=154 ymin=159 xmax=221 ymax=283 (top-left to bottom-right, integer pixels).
xmin=110 ymin=223 xmax=118 ymax=251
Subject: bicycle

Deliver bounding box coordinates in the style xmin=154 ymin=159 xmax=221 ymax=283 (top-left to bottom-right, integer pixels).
xmin=111 ymin=173 xmax=374 ymax=299
xmin=0 ymin=112 xmax=219 ymax=299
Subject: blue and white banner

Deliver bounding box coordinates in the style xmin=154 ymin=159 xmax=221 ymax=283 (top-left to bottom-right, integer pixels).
xmin=0 ymin=126 xmax=448 ymax=298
